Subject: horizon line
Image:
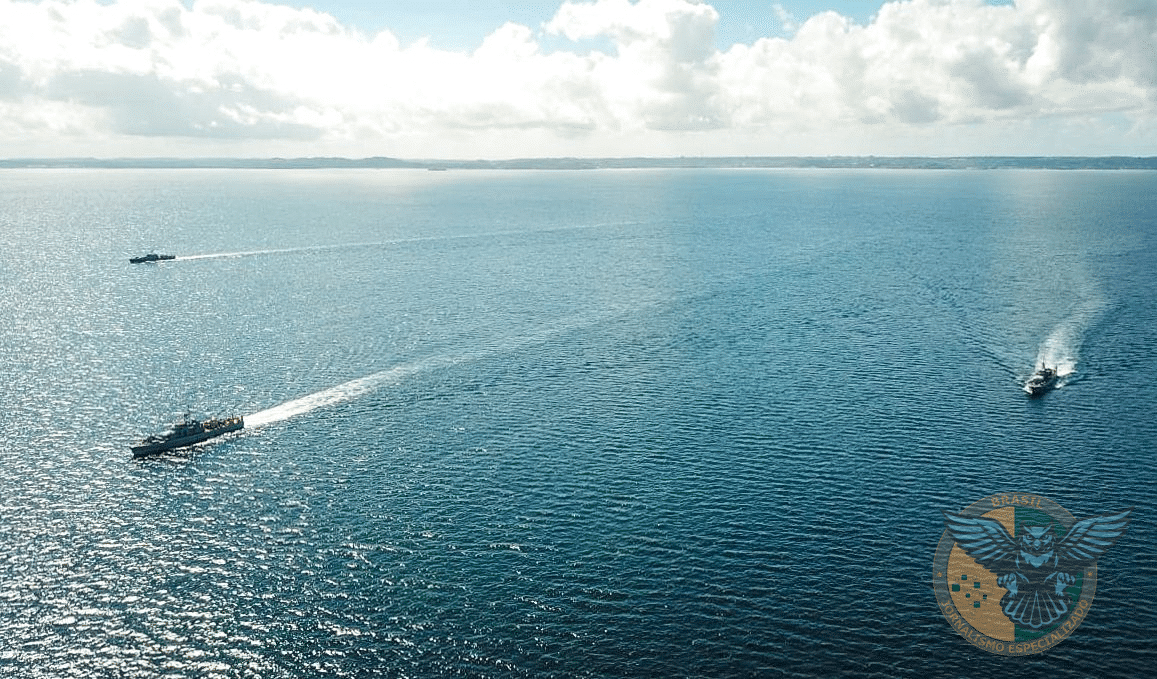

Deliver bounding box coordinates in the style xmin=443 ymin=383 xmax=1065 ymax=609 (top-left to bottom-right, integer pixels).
xmin=2 ymin=156 xmax=1156 ymax=171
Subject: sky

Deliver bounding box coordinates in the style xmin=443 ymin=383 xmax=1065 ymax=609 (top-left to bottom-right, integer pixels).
xmin=0 ymin=0 xmax=1153 ymax=159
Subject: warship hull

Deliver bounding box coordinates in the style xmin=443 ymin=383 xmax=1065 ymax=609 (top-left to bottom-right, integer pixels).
xmin=131 ymin=416 xmax=243 ymax=457
xmin=1024 ymin=367 xmax=1058 ymax=397
xmin=130 ymin=253 xmax=176 ymax=263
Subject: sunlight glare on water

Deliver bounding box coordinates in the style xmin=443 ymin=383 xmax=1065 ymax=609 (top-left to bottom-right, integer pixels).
xmin=0 ymin=168 xmax=1154 ymax=678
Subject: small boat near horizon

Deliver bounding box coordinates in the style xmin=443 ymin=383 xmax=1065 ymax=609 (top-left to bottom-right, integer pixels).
xmin=1024 ymin=365 xmax=1058 ymax=397
xmin=130 ymin=253 xmax=176 ymax=263
xmin=131 ymin=414 xmax=243 ymax=457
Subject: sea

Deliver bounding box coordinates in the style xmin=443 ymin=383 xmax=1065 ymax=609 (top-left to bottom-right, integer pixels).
xmin=0 ymin=167 xmax=1154 ymax=678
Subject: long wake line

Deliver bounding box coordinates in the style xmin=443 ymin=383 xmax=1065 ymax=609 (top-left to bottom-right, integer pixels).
xmin=244 ymin=355 xmax=455 ymax=428
xmin=242 ymin=302 xmax=642 ymax=430
xmin=178 ymin=242 xmax=385 ymax=261
xmin=175 ymin=222 xmax=641 ymax=262
xmin=1033 ymin=291 xmax=1108 ymax=378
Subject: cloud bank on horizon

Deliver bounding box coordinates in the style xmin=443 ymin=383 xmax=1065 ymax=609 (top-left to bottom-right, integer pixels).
xmin=0 ymin=0 xmax=1154 ymax=158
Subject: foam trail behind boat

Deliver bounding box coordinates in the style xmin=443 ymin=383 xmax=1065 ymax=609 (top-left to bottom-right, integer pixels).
xmin=244 ymin=301 xmax=652 ymax=429
xmin=246 ymin=355 xmax=454 ymax=427
xmin=1034 ymin=291 xmax=1108 ymax=377
xmin=179 ymin=242 xmax=385 ymax=261
xmin=178 ymin=223 xmax=635 ymax=263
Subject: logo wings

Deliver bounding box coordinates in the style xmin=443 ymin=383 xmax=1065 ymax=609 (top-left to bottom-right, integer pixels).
xmin=942 ymin=508 xmax=1132 ymax=629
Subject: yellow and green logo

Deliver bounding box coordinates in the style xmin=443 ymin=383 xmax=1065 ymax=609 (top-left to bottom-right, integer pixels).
xmin=933 ymin=493 xmax=1131 ymax=655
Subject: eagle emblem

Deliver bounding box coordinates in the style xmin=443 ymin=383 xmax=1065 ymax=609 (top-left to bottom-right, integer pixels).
xmin=942 ymin=507 xmax=1132 ymax=630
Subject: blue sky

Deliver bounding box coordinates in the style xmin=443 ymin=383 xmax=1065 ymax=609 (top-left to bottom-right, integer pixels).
xmin=0 ymin=0 xmax=1151 ymax=158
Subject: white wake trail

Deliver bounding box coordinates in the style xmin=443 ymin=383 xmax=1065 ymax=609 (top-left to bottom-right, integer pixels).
xmin=178 ymin=242 xmax=385 ymax=261
xmin=177 ymin=222 xmax=635 ymax=263
xmin=242 ymin=302 xmax=648 ymax=430
xmin=1034 ymin=291 xmax=1108 ymax=377
xmin=245 ymin=356 xmax=456 ymax=427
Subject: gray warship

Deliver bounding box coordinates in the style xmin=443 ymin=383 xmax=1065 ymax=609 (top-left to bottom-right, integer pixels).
xmin=131 ymin=414 xmax=243 ymax=457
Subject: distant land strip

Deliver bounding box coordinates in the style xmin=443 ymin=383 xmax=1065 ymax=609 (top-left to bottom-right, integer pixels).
xmin=2 ymin=156 xmax=1156 ymax=170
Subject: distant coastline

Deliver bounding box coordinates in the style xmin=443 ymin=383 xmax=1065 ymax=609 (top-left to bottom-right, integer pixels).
xmin=2 ymin=156 xmax=1156 ymax=170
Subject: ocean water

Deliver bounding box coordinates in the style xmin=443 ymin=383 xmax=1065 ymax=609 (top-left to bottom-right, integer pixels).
xmin=1 ymin=168 xmax=1155 ymax=677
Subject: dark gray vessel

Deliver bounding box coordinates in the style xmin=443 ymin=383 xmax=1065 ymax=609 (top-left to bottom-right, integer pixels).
xmin=130 ymin=253 xmax=176 ymax=263
xmin=1024 ymin=366 xmax=1058 ymax=397
xmin=131 ymin=414 xmax=243 ymax=457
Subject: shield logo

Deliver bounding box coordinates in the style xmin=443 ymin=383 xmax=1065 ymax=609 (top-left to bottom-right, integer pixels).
xmin=933 ymin=493 xmax=1131 ymax=655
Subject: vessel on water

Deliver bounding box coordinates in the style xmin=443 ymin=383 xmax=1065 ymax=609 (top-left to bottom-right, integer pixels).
xmin=1024 ymin=366 xmax=1058 ymax=397
xmin=131 ymin=414 xmax=243 ymax=457
xmin=129 ymin=253 xmax=176 ymax=263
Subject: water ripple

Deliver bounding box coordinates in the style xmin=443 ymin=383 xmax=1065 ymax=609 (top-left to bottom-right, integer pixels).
xmin=1 ymin=169 xmax=1155 ymax=677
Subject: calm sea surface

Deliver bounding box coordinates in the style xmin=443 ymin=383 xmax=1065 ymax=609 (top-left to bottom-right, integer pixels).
xmin=1 ymin=168 xmax=1155 ymax=677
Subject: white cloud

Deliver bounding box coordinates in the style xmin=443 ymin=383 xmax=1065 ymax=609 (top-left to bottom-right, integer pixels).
xmin=0 ymin=0 xmax=1153 ymax=157
xmin=772 ymin=3 xmax=799 ymax=34
xmin=545 ymin=0 xmax=723 ymax=130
